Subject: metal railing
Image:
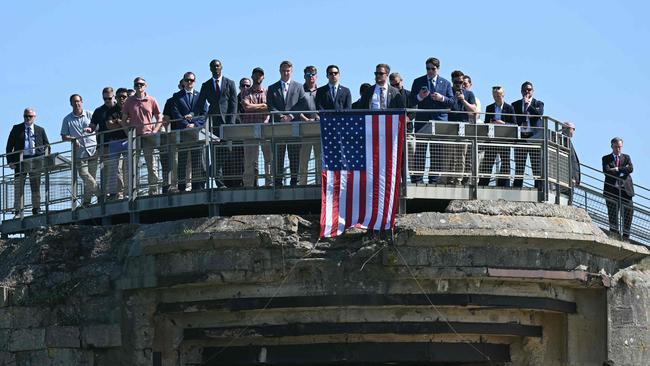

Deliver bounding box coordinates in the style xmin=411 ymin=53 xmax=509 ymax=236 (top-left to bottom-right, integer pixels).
xmin=4 ymin=108 xmax=646 ymax=247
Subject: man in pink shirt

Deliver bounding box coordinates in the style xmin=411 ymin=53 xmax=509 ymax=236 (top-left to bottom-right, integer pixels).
xmin=121 ymin=77 xmax=162 ymax=195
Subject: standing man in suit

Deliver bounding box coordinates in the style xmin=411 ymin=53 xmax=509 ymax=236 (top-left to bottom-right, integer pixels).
xmin=356 ymin=63 xmax=405 ymax=110
xmin=172 ymin=72 xmax=208 ymax=191
xmin=409 ymin=57 xmax=455 ymax=184
xmin=316 ymin=65 xmax=352 ymax=110
xmin=267 ymin=60 xmax=308 ymax=186
xmin=479 ymin=86 xmax=516 ymax=187
xmin=602 ymin=137 xmax=634 ymax=239
xmin=512 ymin=81 xmax=544 ymax=189
xmin=390 ymin=72 xmax=411 ymax=108
xmin=195 ymin=59 xmax=238 ymax=187
xmin=6 ymin=108 xmax=50 ymax=217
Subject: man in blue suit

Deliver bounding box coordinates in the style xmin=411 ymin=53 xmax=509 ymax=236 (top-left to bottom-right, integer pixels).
xmin=408 ymin=57 xmax=455 ymax=184
xmin=172 ymin=72 xmax=207 ymax=191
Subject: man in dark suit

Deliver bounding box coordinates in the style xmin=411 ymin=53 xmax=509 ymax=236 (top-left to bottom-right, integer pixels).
xmin=602 ymin=137 xmax=634 ymax=239
xmin=390 ymin=72 xmax=411 ymax=107
xmin=479 ymin=86 xmax=516 ymax=187
xmin=408 ymin=57 xmax=455 ymax=184
xmin=6 ymin=108 xmax=50 ymax=217
xmin=267 ymin=60 xmax=308 ymax=186
xmin=355 ymin=63 xmax=405 ymax=110
xmin=171 ymin=71 xmax=208 ymax=192
xmin=315 ymin=65 xmax=352 ymax=111
xmin=512 ymin=81 xmax=544 ymax=189
xmin=560 ymin=122 xmax=580 ymax=202
xmin=195 ymin=59 xmax=238 ymax=187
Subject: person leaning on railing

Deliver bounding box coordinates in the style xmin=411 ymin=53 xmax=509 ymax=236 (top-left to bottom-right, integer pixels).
xmin=602 ymin=137 xmax=634 ymax=239
xmin=61 ymin=94 xmax=98 ymax=207
xmin=5 ymin=108 xmax=50 ymax=217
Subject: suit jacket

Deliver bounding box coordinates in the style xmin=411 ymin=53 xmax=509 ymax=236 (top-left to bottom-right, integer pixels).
xmin=484 ymin=102 xmax=516 ymax=125
xmin=571 ymin=145 xmax=581 ymax=185
xmin=171 ymin=89 xmax=207 ymax=130
xmin=194 ymin=76 xmax=238 ymax=125
xmin=355 ymin=84 xmax=405 ymax=110
xmin=409 ymin=75 xmax=455 ymax=121
xmin=6 ymin=123 xmax=50 ymax=164
xmin=511 ymin=98 xmax=544 ymax=136
xmin=602 ymin=153 xmax=634 ymax=197
xmin=266 ymin=80 xmax=307 ymax=121
xmin=315 ymin=84 xmax=352 ymax=110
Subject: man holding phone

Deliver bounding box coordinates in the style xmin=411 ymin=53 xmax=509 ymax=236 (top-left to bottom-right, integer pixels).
xmin=408 ymin=57 xmax=455 ymax=184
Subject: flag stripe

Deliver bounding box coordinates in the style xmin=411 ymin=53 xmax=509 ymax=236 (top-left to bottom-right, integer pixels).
xmin=381 ymin=115 xmax=394 ymax=230
xmin=367 ymin=114 xmax=380 ymax=230
xmin=345 ymin=170 xmax=354 ymax=229
xmin=337 ymin=170 xmax=347 ymax=234
xmin=331 ymin=171 xmax=341 ymax=237
xmin=320 ymin=171 xmax=329 ymax=238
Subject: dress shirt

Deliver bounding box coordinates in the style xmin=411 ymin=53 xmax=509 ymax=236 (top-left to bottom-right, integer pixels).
xmin=23 ymin=124 xmax=35 ymax=156
xmin=371 ymin=84 xmax=387 ymax=110
xmin=494 ymin=103 xmax=503 ymax=121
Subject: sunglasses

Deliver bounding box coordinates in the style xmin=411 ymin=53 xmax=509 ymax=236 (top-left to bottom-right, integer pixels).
xmin=241 ymin=84 xmax=251 ymax=88
xmin=24 ymin=115 xmax=36 ymax=118
xmin=426 ymin=67 xmax=438 ymax=70
xmin=117 ymin=95 xmax=128 ymax=99
xmin=328 ymin=71 xmax=339 ymax=76
xmin=134 ymin=83 xmax=145 ymax=87
xmin=374 ymin=72 xmax=387 ymax=76
xmin=305 ymin=72 xmax=316 ymax=77
xmin=184 ymin=78 xmax=195 ymax=82
xmin=103 ymin=96 xmax=114 ymax=101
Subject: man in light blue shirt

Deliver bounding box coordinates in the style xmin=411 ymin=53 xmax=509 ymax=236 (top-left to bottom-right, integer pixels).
xmin=61 ymin=94 xmax=98 ymax=207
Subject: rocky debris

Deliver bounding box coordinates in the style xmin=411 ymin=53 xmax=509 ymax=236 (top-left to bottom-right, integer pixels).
xmin=446 ymin=199 xmax=592 ymax=222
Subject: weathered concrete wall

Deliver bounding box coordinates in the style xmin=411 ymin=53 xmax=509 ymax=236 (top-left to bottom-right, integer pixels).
xmin=607 ymin=257 xmax=650 ymax=365
xmin=0 ymin=201 xmax=647 ymax=365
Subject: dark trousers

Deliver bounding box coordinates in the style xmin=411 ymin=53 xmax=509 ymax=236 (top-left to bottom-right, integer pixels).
xmin=275 ymin=144 xmax=300 ymax=186
xmin=178 ymin=130 xmax=205 ymax=191
xmin=159 ymin=133 xmax=171 ymax=193
xmin=605 ymin=190 xmax=634 ymax=238
xmin=478 ymin=146 xmax=511 ymax=187
xmin=513 ymin=145 xmax=541 ymax=189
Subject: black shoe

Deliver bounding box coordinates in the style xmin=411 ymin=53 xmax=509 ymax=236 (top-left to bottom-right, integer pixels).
xmin=410 ymin=175 xmax=423 ymax=184
xmin=32 ymin=208 xmax=41 ymax=215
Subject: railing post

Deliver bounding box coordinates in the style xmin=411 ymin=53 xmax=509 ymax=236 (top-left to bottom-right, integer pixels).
xmin=127 ymin=127 xmax=136 ymax=202
xmin=70 ymin=140 xmax=77 ymax=211
xmin=541 ymin=117 xmax=549 ymax=202
xmin=44 ymin=151 xmax=50 ymax=223
xmin=555 ymin=121 xmax=561 ymax=205
xmin=205 ymin=115 xmax=213 ymax=190
xmin=471 ymin=126 xmax=478 ymax=200
xmin=618 ymin=185 xmax=623 ymax=239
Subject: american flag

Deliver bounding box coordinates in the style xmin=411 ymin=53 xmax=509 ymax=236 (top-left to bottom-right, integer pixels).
xmin=320 ymin=111 xmax=405 ymax=238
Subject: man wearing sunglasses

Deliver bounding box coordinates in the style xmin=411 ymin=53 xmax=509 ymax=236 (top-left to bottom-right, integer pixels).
xmin=104 ymin=88 xmax=129 ymax=199
xmin=408 ymin=57 xmax=455 ymax=185
xmin=6 ymin=108 xmax=50 ymax=217
xmin=121 ymin=77 xmax=163 ymax=195
xmin=89 ymin=87 xmax=116 ymax=198
xmin=512 ymin=81 xmax=544 ymax=189
xmin=171 ymin=72 xmax=208 ymax=192
xmin=356 ymin=63 xmax=405 ymax=110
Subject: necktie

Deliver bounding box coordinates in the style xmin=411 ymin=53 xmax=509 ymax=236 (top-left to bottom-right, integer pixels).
xmin=429 ymin=78 xmax=434 ymax=92
xmin=215 ymin=79 xmax=221 ymax=98
xmin=524 ymin=101 xmax=530 ymax=128
xmin=187 ymin=92 xmax=192 ymax=106
xmin=330 ymin=85 xmax=336 ymax=102
xmin=28 ymin=127 xmax=34 ymax=155
xmin=615 ymin=155 xmax=620 ymax=167
xmin=283 ymin=83 xmax=289 ymax=101
xmin=380 ymin=87 xmax=386 ymax=109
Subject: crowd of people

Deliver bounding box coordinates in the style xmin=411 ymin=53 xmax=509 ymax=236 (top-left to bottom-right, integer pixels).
xmin=4 ymin=56 xmax=635 ymax=239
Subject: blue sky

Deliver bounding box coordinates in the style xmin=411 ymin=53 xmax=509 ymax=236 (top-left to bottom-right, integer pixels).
xmin=2 ymin=0 xmax=649 ymax=187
